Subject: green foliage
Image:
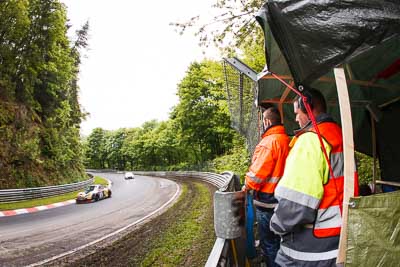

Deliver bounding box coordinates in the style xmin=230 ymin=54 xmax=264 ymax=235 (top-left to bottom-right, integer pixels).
xmin=93 ymin=176 xmax=109 ymax=186
xmin=85 ymin=128 xmax=107 ymax=169
xmin=356 ymin=151 xmax=380 ymax=185
xmin=238 ymin=27 xmax=266 ymax=72
xmin=212 ymin=133 xmax=250 ymax=179
xmin=171 ymin=0 xmax=264 ymax=51
xmin=172 ymin=60 xmax=237 ymax=167
xmin=0 ymin=0 xmax=87 ymax=188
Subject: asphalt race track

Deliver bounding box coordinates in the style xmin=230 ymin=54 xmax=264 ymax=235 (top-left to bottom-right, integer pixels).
xmin=0 ymin=172 xmax=178 ymax=267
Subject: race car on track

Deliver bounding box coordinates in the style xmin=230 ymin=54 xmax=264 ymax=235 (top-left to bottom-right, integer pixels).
xmin=76 ymin=184 xmax=112 ymax=203
xmin=124 ymin=171 xmax=135 ymax=180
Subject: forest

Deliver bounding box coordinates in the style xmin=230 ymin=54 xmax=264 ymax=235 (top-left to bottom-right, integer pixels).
xmin=0 ymin=0 xmax=374 ymax=189
xmin=0 ymin=0 xmax=88 ymax=188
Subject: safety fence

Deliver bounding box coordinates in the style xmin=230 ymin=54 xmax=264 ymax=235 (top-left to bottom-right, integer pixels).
xmin=133 ymin=171 xmax=235 ymax=189
xmin=0 ymin=174 xmax=94 ymax=203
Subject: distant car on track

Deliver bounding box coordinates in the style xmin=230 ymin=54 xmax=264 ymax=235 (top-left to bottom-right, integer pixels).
xmin=124 ymin=172 xmax=135 ymax=180
xmin=76 ymin=184 xmax=111 ymax=203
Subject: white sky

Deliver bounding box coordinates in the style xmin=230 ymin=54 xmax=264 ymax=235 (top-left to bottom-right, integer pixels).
xmin=61 ymin=0 xmax=219 ymax=136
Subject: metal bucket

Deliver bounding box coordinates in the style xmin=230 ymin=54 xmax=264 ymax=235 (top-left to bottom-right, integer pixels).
xmin=214 ymin=190 xmax=245 ymax=239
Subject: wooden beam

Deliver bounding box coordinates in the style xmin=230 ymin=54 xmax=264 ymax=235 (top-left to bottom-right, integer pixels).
xmin=379 ymin=95 xmax=400 ymax=108
xmin=259 ymin=74 xmax=398 ymax=90
xmin=345 ymin=64 xmax=355 ymax=80
xmin=279 ymin=84 xmax=293 ymax=123
xmin=335 ymin=67 xmax=355 ymax=264
xmin=376 ymin=180 xmax=400 ymax=187
xmin=260 ymin=99 xmax=370 ymax=107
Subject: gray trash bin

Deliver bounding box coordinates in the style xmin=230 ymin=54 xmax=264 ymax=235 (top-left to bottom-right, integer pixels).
xmin=214 ymin=190 xmax=245 ymax=239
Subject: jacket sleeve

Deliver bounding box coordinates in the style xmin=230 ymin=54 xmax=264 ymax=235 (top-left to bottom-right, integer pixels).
xmin=270 ymin=197 xmax=317 ymax=235
xmin=245 ymin=141 xmax=276 ymax=191
xmin=270 ymin=133 xmax=331 ymax=235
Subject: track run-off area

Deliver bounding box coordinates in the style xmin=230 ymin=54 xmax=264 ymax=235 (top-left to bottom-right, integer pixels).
xmin=0 ymin=172 xmax=180 ymax=267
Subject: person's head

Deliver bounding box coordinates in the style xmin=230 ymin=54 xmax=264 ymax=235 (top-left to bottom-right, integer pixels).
xmin=263 ymin=106 xmax=281 ymax=129
xmin=293 ymin=88 xmax=327 ymax=128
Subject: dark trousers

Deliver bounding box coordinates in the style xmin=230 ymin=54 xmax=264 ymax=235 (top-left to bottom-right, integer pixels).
xmin=256 ymin=208 xmax=281 ymax=267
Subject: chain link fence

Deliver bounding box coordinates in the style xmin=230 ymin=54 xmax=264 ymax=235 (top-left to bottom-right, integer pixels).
xmin=223 ymin=58 xmax=261 ymax=154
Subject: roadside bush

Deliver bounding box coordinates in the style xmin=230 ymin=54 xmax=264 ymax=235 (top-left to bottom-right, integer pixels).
xmin=212 ymin=142 xmax=250 ymax=182
xmin=355 ymin=151 xmax=380 ymax=185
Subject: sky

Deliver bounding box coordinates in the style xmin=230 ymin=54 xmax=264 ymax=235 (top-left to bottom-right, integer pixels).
xmin=61 ymin=0 xmax=219 ymax=136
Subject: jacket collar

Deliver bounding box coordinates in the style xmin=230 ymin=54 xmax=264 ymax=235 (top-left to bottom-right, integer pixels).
xmin=294 ymin=113 xmax=335 ymax=136
xmin=262 ymin=124 xmax=286 ymax=138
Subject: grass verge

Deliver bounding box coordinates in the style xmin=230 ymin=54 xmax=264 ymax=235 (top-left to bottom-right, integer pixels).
xmin=93 ymin=176 xmax=109 ymax=186
xmin=140 ymin=182 xmax=212 ymax=266
xmin=0 ymin=176 xmax=108 ymax=211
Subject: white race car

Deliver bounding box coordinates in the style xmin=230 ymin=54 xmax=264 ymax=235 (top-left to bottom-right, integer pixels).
xmin=124 ymin=172 xmax=135 ymax=180
xmin=76 ymin=184 xmax=112 ymax=203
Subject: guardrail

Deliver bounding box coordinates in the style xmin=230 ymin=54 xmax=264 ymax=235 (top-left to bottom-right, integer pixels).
xmin=133 ymin=171 xmax=236 ymax=189
xmin=133 ymin=171 xmax=243 ymax=267
xmin=0 ymin=175 xmax=94 ymax=203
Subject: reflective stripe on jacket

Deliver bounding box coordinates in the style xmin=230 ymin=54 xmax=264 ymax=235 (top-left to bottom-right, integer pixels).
xmin=245 ymin=125 xmax=289 ymax=199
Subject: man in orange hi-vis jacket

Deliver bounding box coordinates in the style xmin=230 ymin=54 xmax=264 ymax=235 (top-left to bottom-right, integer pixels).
xmin=244 ymin=106 xmax=290 ymax=267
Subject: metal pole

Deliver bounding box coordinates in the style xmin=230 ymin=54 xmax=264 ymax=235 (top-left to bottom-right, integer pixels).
xmin=239 ymin=73 xmax=244 ymax=132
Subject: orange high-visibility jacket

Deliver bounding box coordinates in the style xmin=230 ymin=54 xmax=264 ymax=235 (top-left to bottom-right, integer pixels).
xmin=245 ymin=125 xmax=290 ymax=197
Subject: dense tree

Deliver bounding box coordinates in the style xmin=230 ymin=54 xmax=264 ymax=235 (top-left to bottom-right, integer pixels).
xmin=104 ymin=129 xmax=127 ymax=170
xmin=153 ymin=121 xmax=186 ymax=169
xmin=0 ymin=0 xmax=87 ymax=188
xmin=120 ymin=128 xmax=142 ymax=170
xmin=170 ymin=60 xmax=236 ymax=169
xmin=85 ymin=128 xmax=107 ymax=169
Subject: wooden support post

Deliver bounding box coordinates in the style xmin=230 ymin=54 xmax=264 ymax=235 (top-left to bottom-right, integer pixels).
xmin=335 ymin=67 xmax=355 ymax=264
xmin=279 ymin=85 xmax=292 ymax=124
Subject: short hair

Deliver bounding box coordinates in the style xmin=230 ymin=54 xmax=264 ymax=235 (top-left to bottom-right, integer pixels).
xmin=295 ymin=88 xmax=327 ymax=114
xmin=263 ymin=106 xmax=281 ymax=124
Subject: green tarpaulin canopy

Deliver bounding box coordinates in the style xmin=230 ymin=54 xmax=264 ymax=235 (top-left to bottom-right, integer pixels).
xmin=255 ymin=0 xmax=400 ymax=183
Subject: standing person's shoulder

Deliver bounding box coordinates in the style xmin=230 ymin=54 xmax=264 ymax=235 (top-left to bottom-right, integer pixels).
xmin=294 ymin=132 xmax=331 ymax=156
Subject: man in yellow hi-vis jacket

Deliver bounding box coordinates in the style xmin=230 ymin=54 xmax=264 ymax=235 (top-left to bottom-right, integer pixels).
xmin=270 ymin=89 xmax=359 ymax=267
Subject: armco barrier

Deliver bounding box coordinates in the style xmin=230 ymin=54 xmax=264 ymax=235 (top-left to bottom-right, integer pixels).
xmin=0 ymin=175 xmax=94 ymax=203
xmin=133 ymin=171 xmax=235 ymax=189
